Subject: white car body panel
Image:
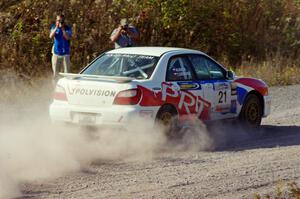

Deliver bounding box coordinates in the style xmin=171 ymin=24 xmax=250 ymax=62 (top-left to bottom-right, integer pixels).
xmin=49 ymin=47 xmax=271 ymax=128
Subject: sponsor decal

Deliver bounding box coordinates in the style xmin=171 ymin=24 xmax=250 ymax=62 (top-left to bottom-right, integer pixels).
xmin=177 ymin=82 xmax=201 ymax=90
xmin=173 ymin=71 xmax=192 ymax=77
xmin=214 ymin=82 xmax=229 ymax=91
xmin=68 ymin=87 xmax=116 ymax=97
xmin=172 ymin=67 xmax=186 ymax=72
xmin=215 ymin=105 xmax=231 ymax=113
xmin=161 ymin=83 xmax=211 ymax=119
xmin=230 ymin=100 xmax=237 ymax=113
xmin=106 ymin=54 xmax=155 ymax=60
xmin=138 ymin=82 xmax=211 ymax=120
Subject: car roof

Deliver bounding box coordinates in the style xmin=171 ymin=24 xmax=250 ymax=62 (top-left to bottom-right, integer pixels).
xmin=107 ymin=46 xmax=205 ymax=57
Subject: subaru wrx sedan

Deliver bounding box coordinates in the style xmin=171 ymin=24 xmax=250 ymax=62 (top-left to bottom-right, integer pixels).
xmin=49 ymin=47 xmax=271 ymax=129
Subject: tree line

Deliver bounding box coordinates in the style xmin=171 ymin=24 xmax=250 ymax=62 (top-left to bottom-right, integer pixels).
xmin=1 ymin=0 xmax=300 ymax=78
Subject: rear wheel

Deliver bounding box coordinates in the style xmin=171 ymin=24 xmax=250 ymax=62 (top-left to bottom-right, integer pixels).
xmin=239 ymin=94 xmax=262 ymax=128
xmin=156 ymin=105 xmax=181 ymax=139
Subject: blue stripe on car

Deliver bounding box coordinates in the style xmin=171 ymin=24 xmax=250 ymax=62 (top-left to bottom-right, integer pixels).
xmin=237 ymin=87 xmax=248 ymax=105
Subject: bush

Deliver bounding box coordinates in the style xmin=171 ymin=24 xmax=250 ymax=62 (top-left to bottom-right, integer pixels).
xmin=1 ymin=0 xmax=300 ymax=85
xmin=254 ymin=181 xmax=300 ymax=199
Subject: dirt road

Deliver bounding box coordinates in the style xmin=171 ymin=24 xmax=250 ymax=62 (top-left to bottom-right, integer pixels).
xmin=16 ymin=85 xmax=300 ymax=198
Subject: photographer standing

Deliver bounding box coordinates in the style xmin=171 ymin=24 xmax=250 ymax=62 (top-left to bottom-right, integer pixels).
xmin=110 ymin=19 xmax=139 ymax=48
xmin=49 ymin=13 xmax=72 ymax=79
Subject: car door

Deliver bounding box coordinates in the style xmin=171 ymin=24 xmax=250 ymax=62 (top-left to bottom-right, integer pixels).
xmin=165 ymin=55 xmax=210 ymax=120
xmin=188 ymin=54 xmax=234 ymax=120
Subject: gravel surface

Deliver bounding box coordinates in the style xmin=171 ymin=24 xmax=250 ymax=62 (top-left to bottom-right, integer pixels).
xmin=18 ymin=84 xmax=300 ymax=199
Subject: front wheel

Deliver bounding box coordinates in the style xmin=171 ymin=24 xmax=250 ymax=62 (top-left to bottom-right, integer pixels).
xmin=239 ymin=94 xmax=262 ymax=128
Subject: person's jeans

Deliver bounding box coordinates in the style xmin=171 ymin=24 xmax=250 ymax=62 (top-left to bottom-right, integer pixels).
xmin=51 ymin=54 xmax=71 ymax=79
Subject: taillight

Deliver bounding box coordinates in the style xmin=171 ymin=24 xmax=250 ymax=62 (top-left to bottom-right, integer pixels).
xmin=113 ymin=88 xmax=142 ymax=105
xmin=53 ymin=85 xmax=68 ymax=101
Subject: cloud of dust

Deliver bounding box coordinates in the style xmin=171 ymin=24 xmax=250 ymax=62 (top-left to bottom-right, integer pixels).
xmin=0 ymin=76 xmax=231 ymax=198
xmin=0 ymin=74 xmax=171 ymax=198
xmin=165 ymin=116 xmax=255 ymax=152
xmin=165 ymin=116 xmax=216 ymax=152
xmin=0 ymin=105 xmax=169 ymax=198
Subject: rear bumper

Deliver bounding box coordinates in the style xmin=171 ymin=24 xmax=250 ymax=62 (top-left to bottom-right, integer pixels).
xmin=263 ymin=95 xmax=271 ymax=117
xmin=49 ymin=100 xmax=159 ymax=128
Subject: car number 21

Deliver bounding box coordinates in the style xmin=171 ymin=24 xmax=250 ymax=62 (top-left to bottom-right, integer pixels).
xmin=218 ymin=91 xmax=227 ymax=103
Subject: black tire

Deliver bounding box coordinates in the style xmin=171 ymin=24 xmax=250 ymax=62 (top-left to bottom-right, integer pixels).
xmin=156 ymin=105 xmax=180 ymax=139
xmin=239 ymin=94 xmax=262 ymax=128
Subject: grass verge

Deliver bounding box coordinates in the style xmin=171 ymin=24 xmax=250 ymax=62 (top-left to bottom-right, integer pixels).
xmin=254 ymin=181 xmax=300 ymax=199
xmin=233 ymin=57 xmax=300 ymax=86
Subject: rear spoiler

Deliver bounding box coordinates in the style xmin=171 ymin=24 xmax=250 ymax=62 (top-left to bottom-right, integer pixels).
xmin=59 ymin=73 xmax=134 ymax=83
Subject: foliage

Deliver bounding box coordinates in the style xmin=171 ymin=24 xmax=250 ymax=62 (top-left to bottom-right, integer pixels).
xmin=254 ymin=181 xmax=300 ymax=199
xmin=1 ymin=0 xmax=300 ymax=85
xmin=234 ymin=55 xmax=300 ymax=86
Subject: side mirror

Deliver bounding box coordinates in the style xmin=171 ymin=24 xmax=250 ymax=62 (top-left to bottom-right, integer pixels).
xmin=226 ymin=70 xmax=235 ymax=80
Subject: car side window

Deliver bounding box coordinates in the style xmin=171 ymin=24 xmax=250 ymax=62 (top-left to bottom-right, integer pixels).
xmin=188 ymin=55 xmax=210 ymax=80
xmin=167 ymin=56 xmax=194 ymax=81
xmin=204 ymin=57 xmax=225 ymax=79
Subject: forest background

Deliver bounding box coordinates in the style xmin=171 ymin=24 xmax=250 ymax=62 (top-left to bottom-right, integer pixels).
xmin=1 ymin=0 xmax=300 ymax=86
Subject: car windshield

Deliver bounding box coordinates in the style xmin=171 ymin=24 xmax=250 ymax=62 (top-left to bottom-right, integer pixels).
xmin=82 ymin=53 xmax=159 ymax=79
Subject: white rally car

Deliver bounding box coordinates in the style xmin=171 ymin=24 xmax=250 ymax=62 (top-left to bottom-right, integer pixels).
xmin=50 ymin=47 xmax=271 ymax=130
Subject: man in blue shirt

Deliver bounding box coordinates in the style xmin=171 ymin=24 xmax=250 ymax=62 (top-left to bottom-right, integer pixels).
xmin=110 ymin=19 xmax=139 ymax=48
xmin=49 ymin=14 xmax=72 ymax=79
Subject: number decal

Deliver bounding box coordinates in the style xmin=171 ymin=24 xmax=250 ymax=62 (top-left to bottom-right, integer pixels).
xmin=218 ymin=91 xmax=227 ymax=103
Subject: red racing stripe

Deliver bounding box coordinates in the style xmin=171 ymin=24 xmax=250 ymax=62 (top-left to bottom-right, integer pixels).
xmin=235 ymin=78 xmax=268 ymax=96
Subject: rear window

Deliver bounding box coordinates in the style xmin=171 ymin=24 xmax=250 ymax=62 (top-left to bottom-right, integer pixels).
xmin=82 ymin=53 xmax=159 ymax=79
